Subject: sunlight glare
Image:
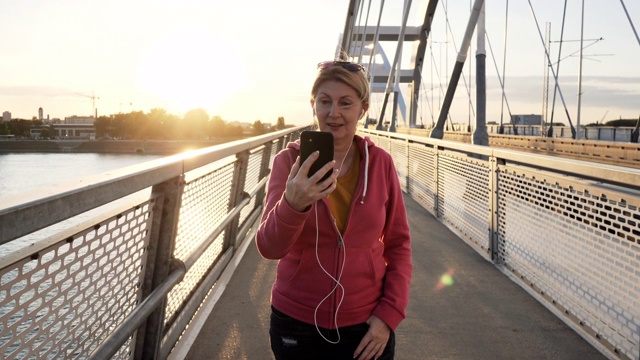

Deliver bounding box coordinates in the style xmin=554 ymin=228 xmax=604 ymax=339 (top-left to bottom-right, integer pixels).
xmin=136 ymin=29 xmax=248 ymax=114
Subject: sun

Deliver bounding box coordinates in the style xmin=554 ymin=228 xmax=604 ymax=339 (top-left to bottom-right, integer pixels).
xmin=136 ymin=29 xmax=248 ymax=114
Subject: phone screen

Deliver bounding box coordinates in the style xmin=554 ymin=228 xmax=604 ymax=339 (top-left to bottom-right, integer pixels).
xmin=300 ymin=131 xmax=334 ymax=182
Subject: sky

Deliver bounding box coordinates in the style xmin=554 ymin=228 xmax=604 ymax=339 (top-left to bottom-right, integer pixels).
xmin=0 ymin=0 xmax=638 ymax=127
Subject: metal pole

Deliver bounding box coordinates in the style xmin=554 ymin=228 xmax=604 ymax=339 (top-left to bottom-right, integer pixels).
xmin=364 ymin=0 xmax=386 ymax=129
xmin=377 ymin=0 xmax=412 ymax=131
xmin=136 ymin=176 xmax=185 ymax=359
xmin=408 ymin=0 xmax=440 ymax=129
xmin=430 ymin=0 xmax=485 ymax=139
xmin=548 ymin=0 xmax=569 ymax=138
xmin=473 ymin=2 xmax=488 ymax=146
xmin=341 ymin=0 xmax=361 ymax=56
xmin=390 ymin=91 xmax=399 ymax=132
xmin=576 ymin=0 xmax=585 ymax=139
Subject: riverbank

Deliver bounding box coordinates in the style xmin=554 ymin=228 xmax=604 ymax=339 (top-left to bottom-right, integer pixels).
xmin=0 ymin=138 xmax=244 ymax=155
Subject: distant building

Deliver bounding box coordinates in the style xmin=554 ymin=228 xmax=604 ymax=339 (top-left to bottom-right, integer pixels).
xmin=2 ymin=111 xmax=10 ymax=121
xmin=38 ymin=107 xmax=43 ymax=121
xmin=30 ymin=124 xmax=95 ymax=140
xmin=64 ymin=115 xmax=95 ymax=125
xmin=53 ymin=124 xmax=95 ymax=139
xmin=511 ymin=114 xmax=542 ymax=126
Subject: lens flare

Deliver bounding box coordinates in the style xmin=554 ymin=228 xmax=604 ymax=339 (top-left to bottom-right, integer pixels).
xmin=435 ymin=269 xmax=455 ymax=290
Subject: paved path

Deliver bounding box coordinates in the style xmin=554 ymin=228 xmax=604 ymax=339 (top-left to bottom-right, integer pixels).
xmin=185 ymin=195 xmax=606 ymax=359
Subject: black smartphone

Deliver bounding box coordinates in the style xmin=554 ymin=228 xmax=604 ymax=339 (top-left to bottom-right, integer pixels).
xmin=300 ymin=131 xmax=334 ymax=182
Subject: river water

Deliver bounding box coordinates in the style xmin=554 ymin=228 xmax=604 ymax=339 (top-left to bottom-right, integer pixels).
xmin=0 ymin=153 xmax=163 ymax=198
xmin=0 ymin=153 xmax=167 ymax=356
xmin=0 ymin=153 xmax=164 ymax=254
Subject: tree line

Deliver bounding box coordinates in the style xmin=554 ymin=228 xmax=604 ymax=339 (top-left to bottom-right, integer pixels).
xmin=0 ymin=119 xmax=40 ymax=137
xmin=0 ymin=108 xmax=291 ymax=140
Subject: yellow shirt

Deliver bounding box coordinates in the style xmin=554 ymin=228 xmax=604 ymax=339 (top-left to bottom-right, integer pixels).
xmin=328 ymin=150 xmax=361 ymax=233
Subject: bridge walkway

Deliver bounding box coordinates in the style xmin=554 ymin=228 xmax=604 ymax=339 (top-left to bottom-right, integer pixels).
xmin=182 ymin=195 xmax=606 ymax=359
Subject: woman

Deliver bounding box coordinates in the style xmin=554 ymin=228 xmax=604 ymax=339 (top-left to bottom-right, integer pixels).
xmin=256 ymin=60 xmax=412 ymax=360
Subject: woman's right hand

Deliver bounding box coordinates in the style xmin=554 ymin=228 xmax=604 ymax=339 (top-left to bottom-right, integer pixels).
xmin=284 ymin=152 xmax=338 ymax=212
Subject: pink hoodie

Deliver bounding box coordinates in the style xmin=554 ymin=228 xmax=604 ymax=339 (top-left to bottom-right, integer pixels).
xmin=256 ymin=135 xmax=412 ymax=331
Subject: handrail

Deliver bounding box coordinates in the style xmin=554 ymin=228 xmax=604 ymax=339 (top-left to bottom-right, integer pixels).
xmin=361 ymin=127 xmax=640 ymax=188
xmin=0 ymin=127 xmax=305 ymax=244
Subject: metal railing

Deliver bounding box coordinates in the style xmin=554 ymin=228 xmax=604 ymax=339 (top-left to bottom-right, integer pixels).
xmin=396 ymin=127 xmax=640 ymax=169
xmin=0 ymin=126 xmax=306 ymax=359
xmin=360 ymin=128 xmax=640 ymax=360
xmin=2 ymin=125 xmax=638 ymax=359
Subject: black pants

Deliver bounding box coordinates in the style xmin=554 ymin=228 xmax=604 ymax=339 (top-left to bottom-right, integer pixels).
xmin=269 ymin=306 xmax=395 ymax=360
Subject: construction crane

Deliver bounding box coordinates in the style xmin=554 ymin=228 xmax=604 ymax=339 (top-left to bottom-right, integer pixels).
xmin=599 ymin=110 xmax=609 ymax=124
xmin=77 ymin=92 xmax=100 ymax=118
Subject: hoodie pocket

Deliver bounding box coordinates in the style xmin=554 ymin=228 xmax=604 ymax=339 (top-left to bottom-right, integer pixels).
xmin=346 ymin=248 xmax=379 ymax=291
xmin=280 ymin=248 xmax=316 ymax=289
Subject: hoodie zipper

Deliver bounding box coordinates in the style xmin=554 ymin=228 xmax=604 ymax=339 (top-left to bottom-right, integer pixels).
xmin=325 ymin=139 xmax=368 ymax=327
xmin=330 ymin=217 xmax=343 ymax=328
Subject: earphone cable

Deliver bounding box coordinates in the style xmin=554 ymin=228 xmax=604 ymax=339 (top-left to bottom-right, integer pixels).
xmin=312 ymin=139 xmax=353 ymax=344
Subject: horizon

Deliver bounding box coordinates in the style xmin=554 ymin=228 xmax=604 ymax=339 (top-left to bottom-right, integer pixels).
xmin=1 ymin=1 xmax=638 ymax=127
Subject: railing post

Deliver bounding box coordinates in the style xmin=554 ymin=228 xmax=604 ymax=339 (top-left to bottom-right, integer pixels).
xmin=256 ymin=141 xmax=273 ymax=209
xmin=225 ymin=150 xmax=249 ymax=249
xmin=276 ymin=135 xmax=286 ymax=153
xmin=135 ymin=175 xmax=185 ymax=360
xmin=405 ymin=138 xmax=410 ymax=192
xmin=489 ymin=155 xmax=502 ymax=263
xmin=433 ymin=145 xmax=441 ymax=218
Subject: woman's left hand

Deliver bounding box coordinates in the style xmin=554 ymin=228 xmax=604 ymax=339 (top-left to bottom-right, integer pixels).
xmin=353 ymin=315 xmax=390 ymax=360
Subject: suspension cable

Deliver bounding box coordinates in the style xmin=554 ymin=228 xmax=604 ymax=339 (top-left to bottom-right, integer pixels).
xmin=349 ymin=0 xmax=366 ymax=57
xmin=428 ymin=41 xmax=454 ymax=126
xmin=357 ymin=0 xmax=374 ymax=63
xmin=366 ymin=0 xmax=385 ymax=88
xmin=416 ymin=58 xmax=436 ymax=127
xmin=548 ymin=0 xmax=568 ymax=132
xmin=527 ymin=0 xmax=575 ymax=138
xmin=485 ymin=32 xmax=513 ymax=121
xmin=552 ymin=38 xmax=603 ymax=66
xmin=619 ymin=0 xmax=640 ymax=48
xmin=441 ymin=0 xmax=477 ymax=123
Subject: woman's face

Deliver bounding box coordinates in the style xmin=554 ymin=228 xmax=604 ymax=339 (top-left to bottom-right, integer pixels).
xmin=311 ymin=80 xmax=367 ymax=145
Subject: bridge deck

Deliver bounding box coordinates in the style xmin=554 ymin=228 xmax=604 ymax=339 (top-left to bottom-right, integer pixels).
xmin=182 ymin=195 xmax=606 ymax=359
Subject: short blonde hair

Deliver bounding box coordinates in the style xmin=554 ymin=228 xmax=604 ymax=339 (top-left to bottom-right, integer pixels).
xmin=311 ymin=65 xmax=370 ymax=107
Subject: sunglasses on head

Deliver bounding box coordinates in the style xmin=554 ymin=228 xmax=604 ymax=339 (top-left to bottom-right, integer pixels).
xmin=317 ymin=61 xmax=365 ymax=72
